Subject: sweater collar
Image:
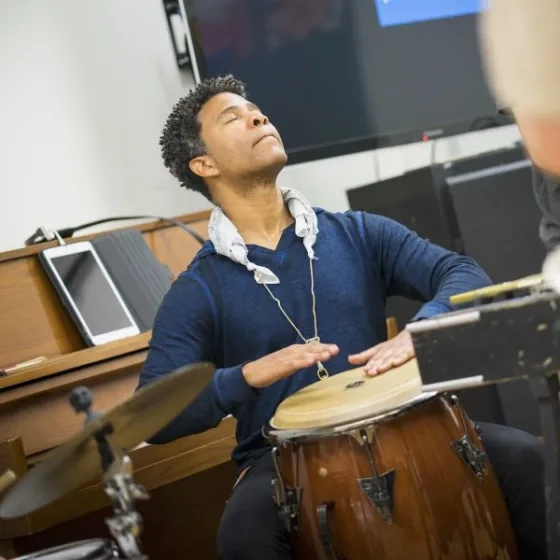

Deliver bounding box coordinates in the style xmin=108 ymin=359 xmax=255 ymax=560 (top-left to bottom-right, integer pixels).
xmin=208 ymin=187 xmax=318 ymax=284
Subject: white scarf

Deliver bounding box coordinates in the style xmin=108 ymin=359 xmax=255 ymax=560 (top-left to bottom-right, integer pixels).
xmin=208 ymin=187 xmax=318 ymax=284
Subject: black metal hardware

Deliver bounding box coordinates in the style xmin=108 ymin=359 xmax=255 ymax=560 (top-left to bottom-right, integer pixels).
xmin=270 ymin=447 xmax=301 ymax=532
xmin=355 ymin=429 xmax=396 ymax=524
xmin=317 ymin=502 xmax=343 ymax=560
xmin=449 ymin=395 xmax=488 ymax=480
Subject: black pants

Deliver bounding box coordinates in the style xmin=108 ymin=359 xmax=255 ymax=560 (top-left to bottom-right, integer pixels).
xmin=217 ymin=422 xmax=547 ymax=560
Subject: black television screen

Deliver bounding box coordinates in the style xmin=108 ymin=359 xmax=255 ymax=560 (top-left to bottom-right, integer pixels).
xmin=181 ymin=0 xmax=498 ymax=164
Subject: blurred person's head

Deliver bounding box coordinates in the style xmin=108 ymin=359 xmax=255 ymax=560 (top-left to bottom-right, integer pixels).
xmin=480 ymin=0 xmax=560 ymax=176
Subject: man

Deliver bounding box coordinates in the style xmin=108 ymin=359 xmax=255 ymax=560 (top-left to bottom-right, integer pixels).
xmin=533 ymin=168 xmax=560 ymax=251
xmin=480 ymin=0 xmax=560 ymax=178
xmin=140 ymin=75 xmax=545 ymax=559
xmin=498 ymin=107 xmax=560 ymax=252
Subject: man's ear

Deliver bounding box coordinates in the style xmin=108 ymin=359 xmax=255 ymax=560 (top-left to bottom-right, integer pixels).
xmin=189 ymin=155 xmax=219 ymax=180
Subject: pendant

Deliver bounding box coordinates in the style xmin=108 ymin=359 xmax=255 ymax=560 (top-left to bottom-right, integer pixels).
xmin=306 ymin=338 xmax=329 ymax=380
xmin=317 ymin=363 xmax=329 ymax=380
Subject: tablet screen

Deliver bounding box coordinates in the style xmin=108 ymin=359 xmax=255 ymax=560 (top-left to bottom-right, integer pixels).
xmin=50 ymin=250 xmax=133 ymax=336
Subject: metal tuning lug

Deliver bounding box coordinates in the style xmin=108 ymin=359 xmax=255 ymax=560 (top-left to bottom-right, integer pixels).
xmin=271 ymin=447 xmax=301 ymax=533
xmin=448 ymin=394 xmax=488 ymax=481
xmin=352 ymin=428 xmax=396 ymax=524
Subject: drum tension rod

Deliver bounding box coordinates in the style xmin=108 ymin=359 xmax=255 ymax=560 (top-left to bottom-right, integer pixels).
xmin=270 ymin=447 xmax=301 ymax=533
xmin=352 ymin=428 xmax=396 ymax=525
xmin=448 ymin=395 xmax=488 ymax=481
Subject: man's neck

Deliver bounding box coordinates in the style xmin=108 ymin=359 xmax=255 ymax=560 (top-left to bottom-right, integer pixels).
xmin=217 ymin=184 xmax=293 ymax=249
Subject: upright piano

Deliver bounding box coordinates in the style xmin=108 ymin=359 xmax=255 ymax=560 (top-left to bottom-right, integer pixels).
xmin=0 ymin=211 xmax=237 ymax=559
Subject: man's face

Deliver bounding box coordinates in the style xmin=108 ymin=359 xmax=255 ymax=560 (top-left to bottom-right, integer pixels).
xmin=191 ymin=92 xmax=287 ymax=185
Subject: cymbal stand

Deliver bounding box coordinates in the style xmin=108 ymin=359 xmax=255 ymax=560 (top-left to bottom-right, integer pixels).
xmin=69 ymin=387 xmax=150 ymax=560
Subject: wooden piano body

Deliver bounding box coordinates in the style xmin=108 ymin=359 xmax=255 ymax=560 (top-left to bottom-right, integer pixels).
xmin=0 ymin=211 xmax=237 ymax=559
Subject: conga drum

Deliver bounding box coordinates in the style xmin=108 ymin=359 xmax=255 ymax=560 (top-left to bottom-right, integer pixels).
xmin=265 ymin=359 xmax=519 ymax=559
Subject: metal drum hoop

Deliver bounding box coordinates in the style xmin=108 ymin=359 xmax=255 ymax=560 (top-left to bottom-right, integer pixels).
xmin=265 ymin=391 xmax=439 ymax=444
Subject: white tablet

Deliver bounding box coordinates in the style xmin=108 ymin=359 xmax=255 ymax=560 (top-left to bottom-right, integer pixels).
xmin=39 ymin=241 xmax=140 ymax=346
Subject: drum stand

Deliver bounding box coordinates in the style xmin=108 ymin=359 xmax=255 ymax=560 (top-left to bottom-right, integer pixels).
xmin=70 ymin=388 xmax=149 ymax=560
xmin=527 ymin=373 xmax=560 ymax=560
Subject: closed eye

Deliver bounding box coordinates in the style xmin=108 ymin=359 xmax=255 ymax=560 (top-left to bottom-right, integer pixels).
xmin=225 ymin=116 xmax=238 ymax=124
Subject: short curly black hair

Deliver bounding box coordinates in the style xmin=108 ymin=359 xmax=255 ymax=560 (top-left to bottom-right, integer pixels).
xmin=159 ymin=75 xmax=247 ymax=200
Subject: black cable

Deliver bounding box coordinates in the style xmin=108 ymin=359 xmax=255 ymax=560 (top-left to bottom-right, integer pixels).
xmin=468 ymin=115 xmax=501 ymax=132
xmin=24 ymin=214 xmax=206 ymax=247
xmin=468 ymin=108 xmax=515 ymax=133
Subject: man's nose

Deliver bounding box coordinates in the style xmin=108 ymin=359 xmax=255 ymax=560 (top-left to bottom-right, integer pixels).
xmin=250 ymin=112 xmax=269 ymax=127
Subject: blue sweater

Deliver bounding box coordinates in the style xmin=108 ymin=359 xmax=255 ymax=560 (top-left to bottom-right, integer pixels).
xmin=138 ymin=209 xmax=491 ymax=468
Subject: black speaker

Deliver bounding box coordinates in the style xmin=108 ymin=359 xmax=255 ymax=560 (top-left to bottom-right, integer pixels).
xmin=347 ymin=166 xmax=454 ymax=249
xmin=347 ymin=166 xmax=454 ymax=327
xmin=346 ymin=145 xmax=544 ymax=436
xmin=446 ymin=159 xmax=546 ymax=283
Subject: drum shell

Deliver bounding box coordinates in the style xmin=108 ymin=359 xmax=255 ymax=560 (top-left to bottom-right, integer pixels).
xmin=269 ymin=395 xmax=518 ymax=560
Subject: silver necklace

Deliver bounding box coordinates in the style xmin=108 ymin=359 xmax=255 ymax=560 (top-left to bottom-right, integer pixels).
xmin=261 ymin=256 xmax=329 ymax=380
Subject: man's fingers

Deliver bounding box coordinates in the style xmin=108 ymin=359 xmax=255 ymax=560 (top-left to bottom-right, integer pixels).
xmin=297 ymin=343 xmax=339 ymax=355
xmin=291 ymin=355 xmax=318 ymax=369
xmin=301 ymin=345 xmax=339 ymax=360
xmin=365 ymin=351 xmax=413 ymax=376
xmin=348 ymin=345 xmax=381 ymax=365
xmin=364 ymin=352 xmax=393 ymax=375
xmin=290 ymin=345 xmax=339 ymax=370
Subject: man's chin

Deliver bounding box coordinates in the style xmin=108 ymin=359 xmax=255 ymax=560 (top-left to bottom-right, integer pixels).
xmin=260 ymin=149 xmax=288 ymax=171
xmin=246 ymin=152 xmax=287 ymax=185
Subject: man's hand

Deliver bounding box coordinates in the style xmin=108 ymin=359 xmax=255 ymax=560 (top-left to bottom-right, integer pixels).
xmin=348 ymin=331 xmax=414 ymax=376
xmin=242 ymin=343 xmax=339 ymax=388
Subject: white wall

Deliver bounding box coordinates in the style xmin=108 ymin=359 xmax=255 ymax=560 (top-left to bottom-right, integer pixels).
xmin=0 ymin=0 xmax=209 ymax=253
xmin=0 ymin=0 xmax=521 ymax=253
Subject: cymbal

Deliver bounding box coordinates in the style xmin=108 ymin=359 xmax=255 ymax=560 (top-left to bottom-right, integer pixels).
xmin=270 ymin=359 xmax=422 ymax=431
xmin=0 ymin=362 xmax=215 ymax=519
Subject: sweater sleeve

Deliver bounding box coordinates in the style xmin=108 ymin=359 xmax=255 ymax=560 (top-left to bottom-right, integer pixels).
xmin=364 ymin=213 xmax=492 ymax=321
xmin=138 ymin=271 xmax=257 ymax=444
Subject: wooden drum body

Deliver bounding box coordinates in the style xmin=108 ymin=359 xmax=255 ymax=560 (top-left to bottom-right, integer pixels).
xmin=266 ymin=362 xmax=518 ymax=560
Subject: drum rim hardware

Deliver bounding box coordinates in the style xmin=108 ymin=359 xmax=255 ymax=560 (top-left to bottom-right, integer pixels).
xmin=447 ymin=395 xmax=488 ymax=481
xmin=271 ymin=446 xmax=301 ymax=534
xmin=267 ymin=392 xmax=439 ymax=443
xmin=351 ymin=427 xmax=396 ymax=525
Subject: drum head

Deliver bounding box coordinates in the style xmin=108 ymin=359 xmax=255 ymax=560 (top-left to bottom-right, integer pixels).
xmin=270 ymin=358 xmax=422 ymax=430
xmin=14 ymin=539 xmax=113 ymax=560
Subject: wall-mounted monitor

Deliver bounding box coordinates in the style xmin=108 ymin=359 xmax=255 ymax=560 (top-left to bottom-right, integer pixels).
xmin=180 ymin=0 xmax=501 ymax=164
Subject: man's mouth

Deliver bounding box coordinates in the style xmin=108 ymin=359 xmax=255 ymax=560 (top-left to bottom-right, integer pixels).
xmin=254 ymin=133 xmax=278 ymax=146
